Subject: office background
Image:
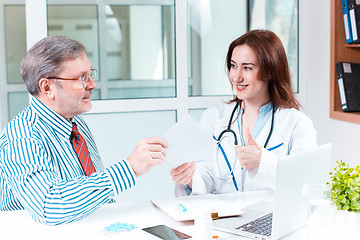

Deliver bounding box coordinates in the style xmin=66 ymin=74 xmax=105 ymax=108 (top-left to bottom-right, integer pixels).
xmin=0 ymin=0 xmax=359 ymax=202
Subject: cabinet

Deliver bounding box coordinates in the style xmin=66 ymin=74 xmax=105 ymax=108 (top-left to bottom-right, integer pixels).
xmin=330 ymin=0 xmax=360 ymax=123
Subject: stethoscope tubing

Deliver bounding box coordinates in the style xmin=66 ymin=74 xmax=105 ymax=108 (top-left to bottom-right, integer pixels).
xmin=214 ymin=136 xmax=239 ymax=191
xmin=215 ymin=102 xmax=275 ymax=191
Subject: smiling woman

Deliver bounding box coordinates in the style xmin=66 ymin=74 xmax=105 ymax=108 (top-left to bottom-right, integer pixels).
xmin=229 ymin=45 xmax=270 ymax=107
xmin=170 ymin=29 xmax=315 ymax=197
xmin=226 ymin=29 xmax=300 ymax=110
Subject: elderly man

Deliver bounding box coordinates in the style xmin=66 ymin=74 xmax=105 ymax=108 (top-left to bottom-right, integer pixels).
xmin=0 ymin=36 xmax=167 ymax=225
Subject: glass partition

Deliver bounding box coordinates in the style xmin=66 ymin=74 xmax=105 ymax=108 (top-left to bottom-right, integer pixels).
xmin=3 ymin=5 xmax=28 ymax=125
xmin=47 ymin=3 xmax=175 ymax=100
xmin=249 ymin=0 xmax=298 ymax=92
xmin=8 ymin=92 xmax=28 ymax=120
xmin=104 ymin=4 xmax=175 ymax=99
xmin=189 ymin=108 xmax=205 ymax=121
xmin=188 ymin=0 xmax=247 ymax=97
xmin=47 ymin=5 xmax=100 ymax=78
xmin=5 ymin=5 xmax=26 ymax=84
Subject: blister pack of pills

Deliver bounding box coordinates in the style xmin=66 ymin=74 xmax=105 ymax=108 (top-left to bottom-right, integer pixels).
xmin=102 ymin=222 xmax=137 ymax=237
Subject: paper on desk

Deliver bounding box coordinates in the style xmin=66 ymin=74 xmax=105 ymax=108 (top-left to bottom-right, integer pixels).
xmin=161 ymin=114 xmax=214 ymax=167
xmin=152 ymin=195 xmax=245 ymax=221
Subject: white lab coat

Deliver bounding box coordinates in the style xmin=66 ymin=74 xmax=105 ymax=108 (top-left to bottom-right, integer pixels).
xmin=174 ymin=102 xmax=317 ymax=196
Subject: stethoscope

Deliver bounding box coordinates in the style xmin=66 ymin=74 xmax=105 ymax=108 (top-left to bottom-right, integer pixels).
xmin=213 ymin=102 xmax=275 ymax=191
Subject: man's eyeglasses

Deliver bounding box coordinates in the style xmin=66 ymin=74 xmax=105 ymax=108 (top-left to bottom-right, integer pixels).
xmin=47 ymin=68 xmax=97 ymax=88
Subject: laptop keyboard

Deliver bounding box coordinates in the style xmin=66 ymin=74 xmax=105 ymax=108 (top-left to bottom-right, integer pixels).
xmin=235 ymin=212 xmax=273 ymax=236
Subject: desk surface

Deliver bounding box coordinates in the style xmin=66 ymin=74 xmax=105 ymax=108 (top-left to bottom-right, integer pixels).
xmin=0 ymin=191 xmax=307 ymax=240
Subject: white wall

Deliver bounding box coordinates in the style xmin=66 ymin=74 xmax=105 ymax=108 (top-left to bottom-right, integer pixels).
xmin=303 ymin=0 xmax=360 ymax=168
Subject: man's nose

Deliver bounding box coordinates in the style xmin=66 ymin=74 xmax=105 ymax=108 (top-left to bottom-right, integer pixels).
xmin=86 ymin=76 xmax=96 ymax=90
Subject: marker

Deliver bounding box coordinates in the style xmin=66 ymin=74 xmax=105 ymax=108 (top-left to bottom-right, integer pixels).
xmin=178 ymin=203 xmax=187 ymax=212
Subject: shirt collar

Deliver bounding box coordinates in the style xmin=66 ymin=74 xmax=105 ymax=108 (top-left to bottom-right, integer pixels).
xmin=252 ymin=101 xmax=273 ymax=139
xmin=31 ymin=97 xmax=73 ymax=139
xmin=237 ymin=101 xmax=274 ymax=142
xmin=259 ymin=101 xmax=273 ymax=115
xmin=238 ymin=101 xmax=273 ymax=116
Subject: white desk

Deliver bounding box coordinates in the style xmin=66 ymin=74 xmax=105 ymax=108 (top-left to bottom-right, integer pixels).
xmin=0 ymin=191 xmax=307 ymax=240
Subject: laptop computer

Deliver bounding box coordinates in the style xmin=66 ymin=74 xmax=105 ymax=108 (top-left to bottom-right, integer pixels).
xmin=212 ymin=143 xmax=332 ymax=240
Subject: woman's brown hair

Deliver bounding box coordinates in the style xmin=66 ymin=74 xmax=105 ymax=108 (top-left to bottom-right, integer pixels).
xmin=226 ymin=29 xmax=300 ymax=110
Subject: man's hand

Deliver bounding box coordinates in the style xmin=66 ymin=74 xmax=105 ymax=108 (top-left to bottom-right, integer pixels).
xmin=127 ymin=137 xmax=168 ymax=176
xmin=170 ymin=161 xmax=196 ymax=187
xmin=235 ymin=129 xmax=261 ymax=170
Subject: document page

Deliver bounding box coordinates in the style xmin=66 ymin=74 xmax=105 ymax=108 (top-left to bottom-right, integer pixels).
xmin=152 ymin=194 xmax=245 ymax=221
xmin=161 ymin=114 xmax=214 ymax=167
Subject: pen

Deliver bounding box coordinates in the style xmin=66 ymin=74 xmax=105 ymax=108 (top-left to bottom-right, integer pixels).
xmin=178 ymin=203 xmax=187 ymax=212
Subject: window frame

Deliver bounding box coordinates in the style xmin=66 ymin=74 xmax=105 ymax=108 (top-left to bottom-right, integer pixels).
xmin=0 ymin=0 xmax=304 ymax=130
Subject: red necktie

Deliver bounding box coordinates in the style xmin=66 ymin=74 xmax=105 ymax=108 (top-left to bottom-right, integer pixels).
xmin=71 ymin=122 xmax=96 ymax=176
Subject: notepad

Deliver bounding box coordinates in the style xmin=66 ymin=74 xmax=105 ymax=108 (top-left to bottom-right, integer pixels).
xmin=152 ymin=195 xmax=245 ymax=222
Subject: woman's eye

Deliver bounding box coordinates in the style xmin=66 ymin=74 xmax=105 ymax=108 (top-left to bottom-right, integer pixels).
xmin=244 ymin=66 xmax=252 ymax=71
xmin=231 ymin=64 xmax=237 ymax=69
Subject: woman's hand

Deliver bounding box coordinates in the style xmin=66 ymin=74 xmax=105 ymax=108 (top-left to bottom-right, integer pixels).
xmin=170 ymin=161 xmax=196 ymax=188
xmin=235 ymin=130 xmax=261 ymax=170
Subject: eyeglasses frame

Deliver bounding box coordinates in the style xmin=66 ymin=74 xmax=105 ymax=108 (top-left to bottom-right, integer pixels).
xmin=47 ymin=68 xmax=97 ymax=88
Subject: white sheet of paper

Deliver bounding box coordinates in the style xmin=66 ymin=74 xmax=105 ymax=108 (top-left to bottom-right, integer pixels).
xmin=161 ymin=114 xmax=214 ymax=167
xmin=152 ymin=195 xmax=245 ymax=221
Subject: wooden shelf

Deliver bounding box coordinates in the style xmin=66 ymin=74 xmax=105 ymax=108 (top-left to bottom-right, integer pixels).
xmin=346 ymin=44 xmax=360 ymax=48
xmin=330 ymin=110 xmax=360 ymax=124
xmin=330 ymin=0 xmax=360 ymax=124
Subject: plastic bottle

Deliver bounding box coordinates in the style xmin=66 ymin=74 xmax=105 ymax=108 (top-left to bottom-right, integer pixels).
xmin=194 ymin=209 xmax=212 ymax=240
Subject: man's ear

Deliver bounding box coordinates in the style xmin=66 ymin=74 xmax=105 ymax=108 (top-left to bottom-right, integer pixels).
xmin=38 ymin=78 xmax=55 ymax=99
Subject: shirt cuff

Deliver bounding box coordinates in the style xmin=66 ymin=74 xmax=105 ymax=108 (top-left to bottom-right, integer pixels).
xmin=190 ymin=170 xmax=209 ymax=195
xmin=104 ymin=159 xmax=137 ymax=194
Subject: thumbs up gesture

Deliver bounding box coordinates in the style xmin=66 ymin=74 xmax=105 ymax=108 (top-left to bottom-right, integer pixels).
xmin=234 ymin=128 xmax=262 ymax=170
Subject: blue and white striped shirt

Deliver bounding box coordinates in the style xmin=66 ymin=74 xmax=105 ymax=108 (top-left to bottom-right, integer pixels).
xmin=0 ymin=97 xmax=136 ymax=225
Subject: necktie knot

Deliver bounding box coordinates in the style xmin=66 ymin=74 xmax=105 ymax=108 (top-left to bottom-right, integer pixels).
xmin=71 ymin=122 xmax=80 ymax=140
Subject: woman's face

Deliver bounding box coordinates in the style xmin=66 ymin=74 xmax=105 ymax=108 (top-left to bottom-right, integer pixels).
xmin=229 ymin=44 xmax=270 ymax=106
